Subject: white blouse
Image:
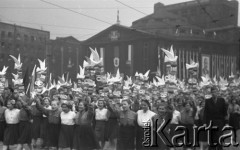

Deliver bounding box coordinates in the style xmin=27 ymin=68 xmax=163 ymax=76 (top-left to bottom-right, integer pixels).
xmin=60 ymin=111 xmax=76 ymax=125
xmin=137 ymin=110 xmax=156 ymax=127
xmin=95 ymin=108 xmax=108 ymax=121
xmin=5 ymin=109 xmax=20 ymax=124
xmin=170 ymin=110 xmax=181 ymax=124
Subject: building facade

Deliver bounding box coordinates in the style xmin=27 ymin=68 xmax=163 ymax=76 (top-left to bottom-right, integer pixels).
xmin=83 ymin=0 xmax=239 ymax=80
xmin=0 ymin=22 xmax=50 ymax=83
xmin=48 ymin=36 xmax=83 ymax=81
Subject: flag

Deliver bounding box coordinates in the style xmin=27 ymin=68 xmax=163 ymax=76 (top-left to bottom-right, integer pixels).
xmin=23 ymin=67 xmax=29 ymax=93
xmin=28 ymin=65 xmax=36 ymax=97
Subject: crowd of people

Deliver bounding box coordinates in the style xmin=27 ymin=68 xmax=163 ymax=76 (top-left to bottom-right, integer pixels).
xmin=0 ymin=48 xmax=239 ymax=150
xmin=0 ymin=80 xmax=240 ymax=150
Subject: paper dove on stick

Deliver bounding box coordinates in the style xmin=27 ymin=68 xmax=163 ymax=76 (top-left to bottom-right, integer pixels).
xmin=161 ymin=45 xmax=178 ymax=63
xmin=156 ymin=75 xmax=165 ymax=86
xmin=139 ymin=70 xmax=150 ymax=81
xmin=84 ymin=47 xmax=103 ymax=67
xmin=186 ymin=60 xmax=199 ymax=70
xmin=36 ymin=59 xmax=47 ymax=73
xmin=9 ymin=54 xmax=22 ymax=70
xmin=77 ymin=66 xmax=85 ymax=79
xmin=12 ymin=73 xmax=23 ymax=86
xmin=89 ymin=47 xmax=103 ymax=65
xmin=0 ymin=66 xmax=8 ymax=76
xmin=199 ymin=76 xmax=211 ymax=88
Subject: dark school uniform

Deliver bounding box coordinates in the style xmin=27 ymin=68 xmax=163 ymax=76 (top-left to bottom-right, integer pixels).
xmin=36 ymin=103 xmax=61 ymax=148
xmin=73 ymin=104 xmax=100 ymax=150
xmin=3 ymin=108 xmax=20 ymax=145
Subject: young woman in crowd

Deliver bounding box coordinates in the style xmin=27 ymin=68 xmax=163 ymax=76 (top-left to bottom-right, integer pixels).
xmin=151 ymin=101 xmax=173 ymax=150
xmin=229 ymin=97 xmax=240 ymax=142
xmin=195 ymin=97 xmax=208 ymax=150
xmin=16 ymin=96 xmax=32 ymax=150
xmin=31 ymin=95 xmax=43 ymax=149
xmin=180 ymin=98 xmax=197 ymax=150
xmin=105 ymin=97 xmax=137 ymax=150
xmin=58 ymin=102 xmax=76 ymax=150
xmin=72 ymin=99 xmax=100 ymax=150
xmin=169 ymin=97 xmax=181 ymax=150
xmin=136 ymin=99 xmax=156 ymax=150
xmin=36 ymin=99 xmax=61 ymax=150
xmin=0 ymin=98 xmax=6 ymax=143
xmin=94 ymin=99 xmax=109 ymax=149
xmin=40 ymin=97 xmax=52 ymax=148
xmin=3 ymin=100 xmax=20 ymax=150
xmin=118 ymin=99 xmax=137 ymax=150
xmin=105 ymin=97 xmax=119 ymax=149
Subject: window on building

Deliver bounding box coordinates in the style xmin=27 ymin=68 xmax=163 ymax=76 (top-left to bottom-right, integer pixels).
xmin=8 ymin=43 xmax=12 ymax=50
xmin=128 ymin=45 xmax=132 ymax=61
xmin=143 ymin=42 xmax=148 ymax=69
xmin=1 ymin=42 xmax=5 ymax=47
xmin=16 ymin=33 xmax=21 ymax=40
xmin=31 ymin=36 xmax=34 ymax=42
xmin=24 ymin=35 xmax=28 ymax=42
xmin=1 ymin=31 xmax=5 ymax=38
xmin=68 ymin=47 xmax=72 ymax=53
xmin=179 ymin=28 xmax=186 ymax=34
xmin=39 ymin=37 xmax=42 ymax=42
xmin=100 ymin=47 xmax=105 ymax=67
xmin=16 ymin=44 xmax=20 ymax=51
xmin=193 ymin=29 xmax=201 ymax=35
xmin=8 ymin=32 xmax=12 ymax=38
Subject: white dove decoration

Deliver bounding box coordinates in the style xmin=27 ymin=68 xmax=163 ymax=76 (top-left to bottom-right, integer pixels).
xmin=161 ymin=45 xmax=178 ymax=63
xmin=186 ymin=60 xmax=199 ymax=70
xmin=77 ymin=66 xmax=85 ymax=79
xmin=83 ymin=60 xmax=91 ymax=68
xmin=212 ymin=75 xmax=218 ymax=85
xmin=139 ymin=70 xmax=150 ymax=81
xmin=229 ymin=72 xmax=235 ymax=79
xmin=135 ymin=72 xmax=139 ymax=77
xmin=0 ymin=66 xmax=8 ymax=76
xmin=36 ymin=59 xmax=47 ymax=73
xmin=58 ymin=74 xmax=67 ymax=87
xmin=219 ymin=76 xmax=228 ymax=87
xmin=199 ymin=76 xmax=211 ymax=88
xmin=152 ymin=78 xmax=159 ymax=87
xmin=66 ymin=78 xmax=72 ymax=87
xmin=9 ymin=54 xmax=22 ymax=70
xmin=12 ymin=73 xmax=23 ymax=85
xmin=41 ymin=84 xmax=49 ymax=94
xmin=72 ymin=82 xmax=82 ymax=93
xmin=89 ymin=47 xmax=103 ymax=65
xmin=123 ymin=81 xmax=131 ymax=90
xmin=48 ymin=81 xmax=56 ymax=91
xmin=156 ymin=75 xmax=165 ymax=86
xmin=126 ymin=76 xmax=132 ymax=85
xmin=107 ymin=69 xmax=122 ymax=84
xmin=84 ymin=47 xmax=103 ymax=67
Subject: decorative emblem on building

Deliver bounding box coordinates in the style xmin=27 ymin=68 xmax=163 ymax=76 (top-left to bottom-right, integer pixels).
xmin=114 ymin=57 xmax=119 ymax=67
xmin=109 ymin=31 xmax=120 ymax=41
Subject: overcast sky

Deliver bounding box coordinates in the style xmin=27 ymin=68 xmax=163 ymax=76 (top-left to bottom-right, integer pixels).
xmin=0 ymin=0 xmax=239 ymax=41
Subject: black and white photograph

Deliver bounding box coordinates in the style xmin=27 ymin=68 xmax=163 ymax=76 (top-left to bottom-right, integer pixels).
xmin=0 ymin=0 xmax=240 ymax=150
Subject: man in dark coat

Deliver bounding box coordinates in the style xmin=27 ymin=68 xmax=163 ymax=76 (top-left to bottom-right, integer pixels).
xmin=204 ymin=87 xmax=228 ymax=150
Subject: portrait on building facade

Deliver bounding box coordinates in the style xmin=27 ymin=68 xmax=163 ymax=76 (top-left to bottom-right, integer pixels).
xmin=201 ymin=55 xmax=210 ymax=77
